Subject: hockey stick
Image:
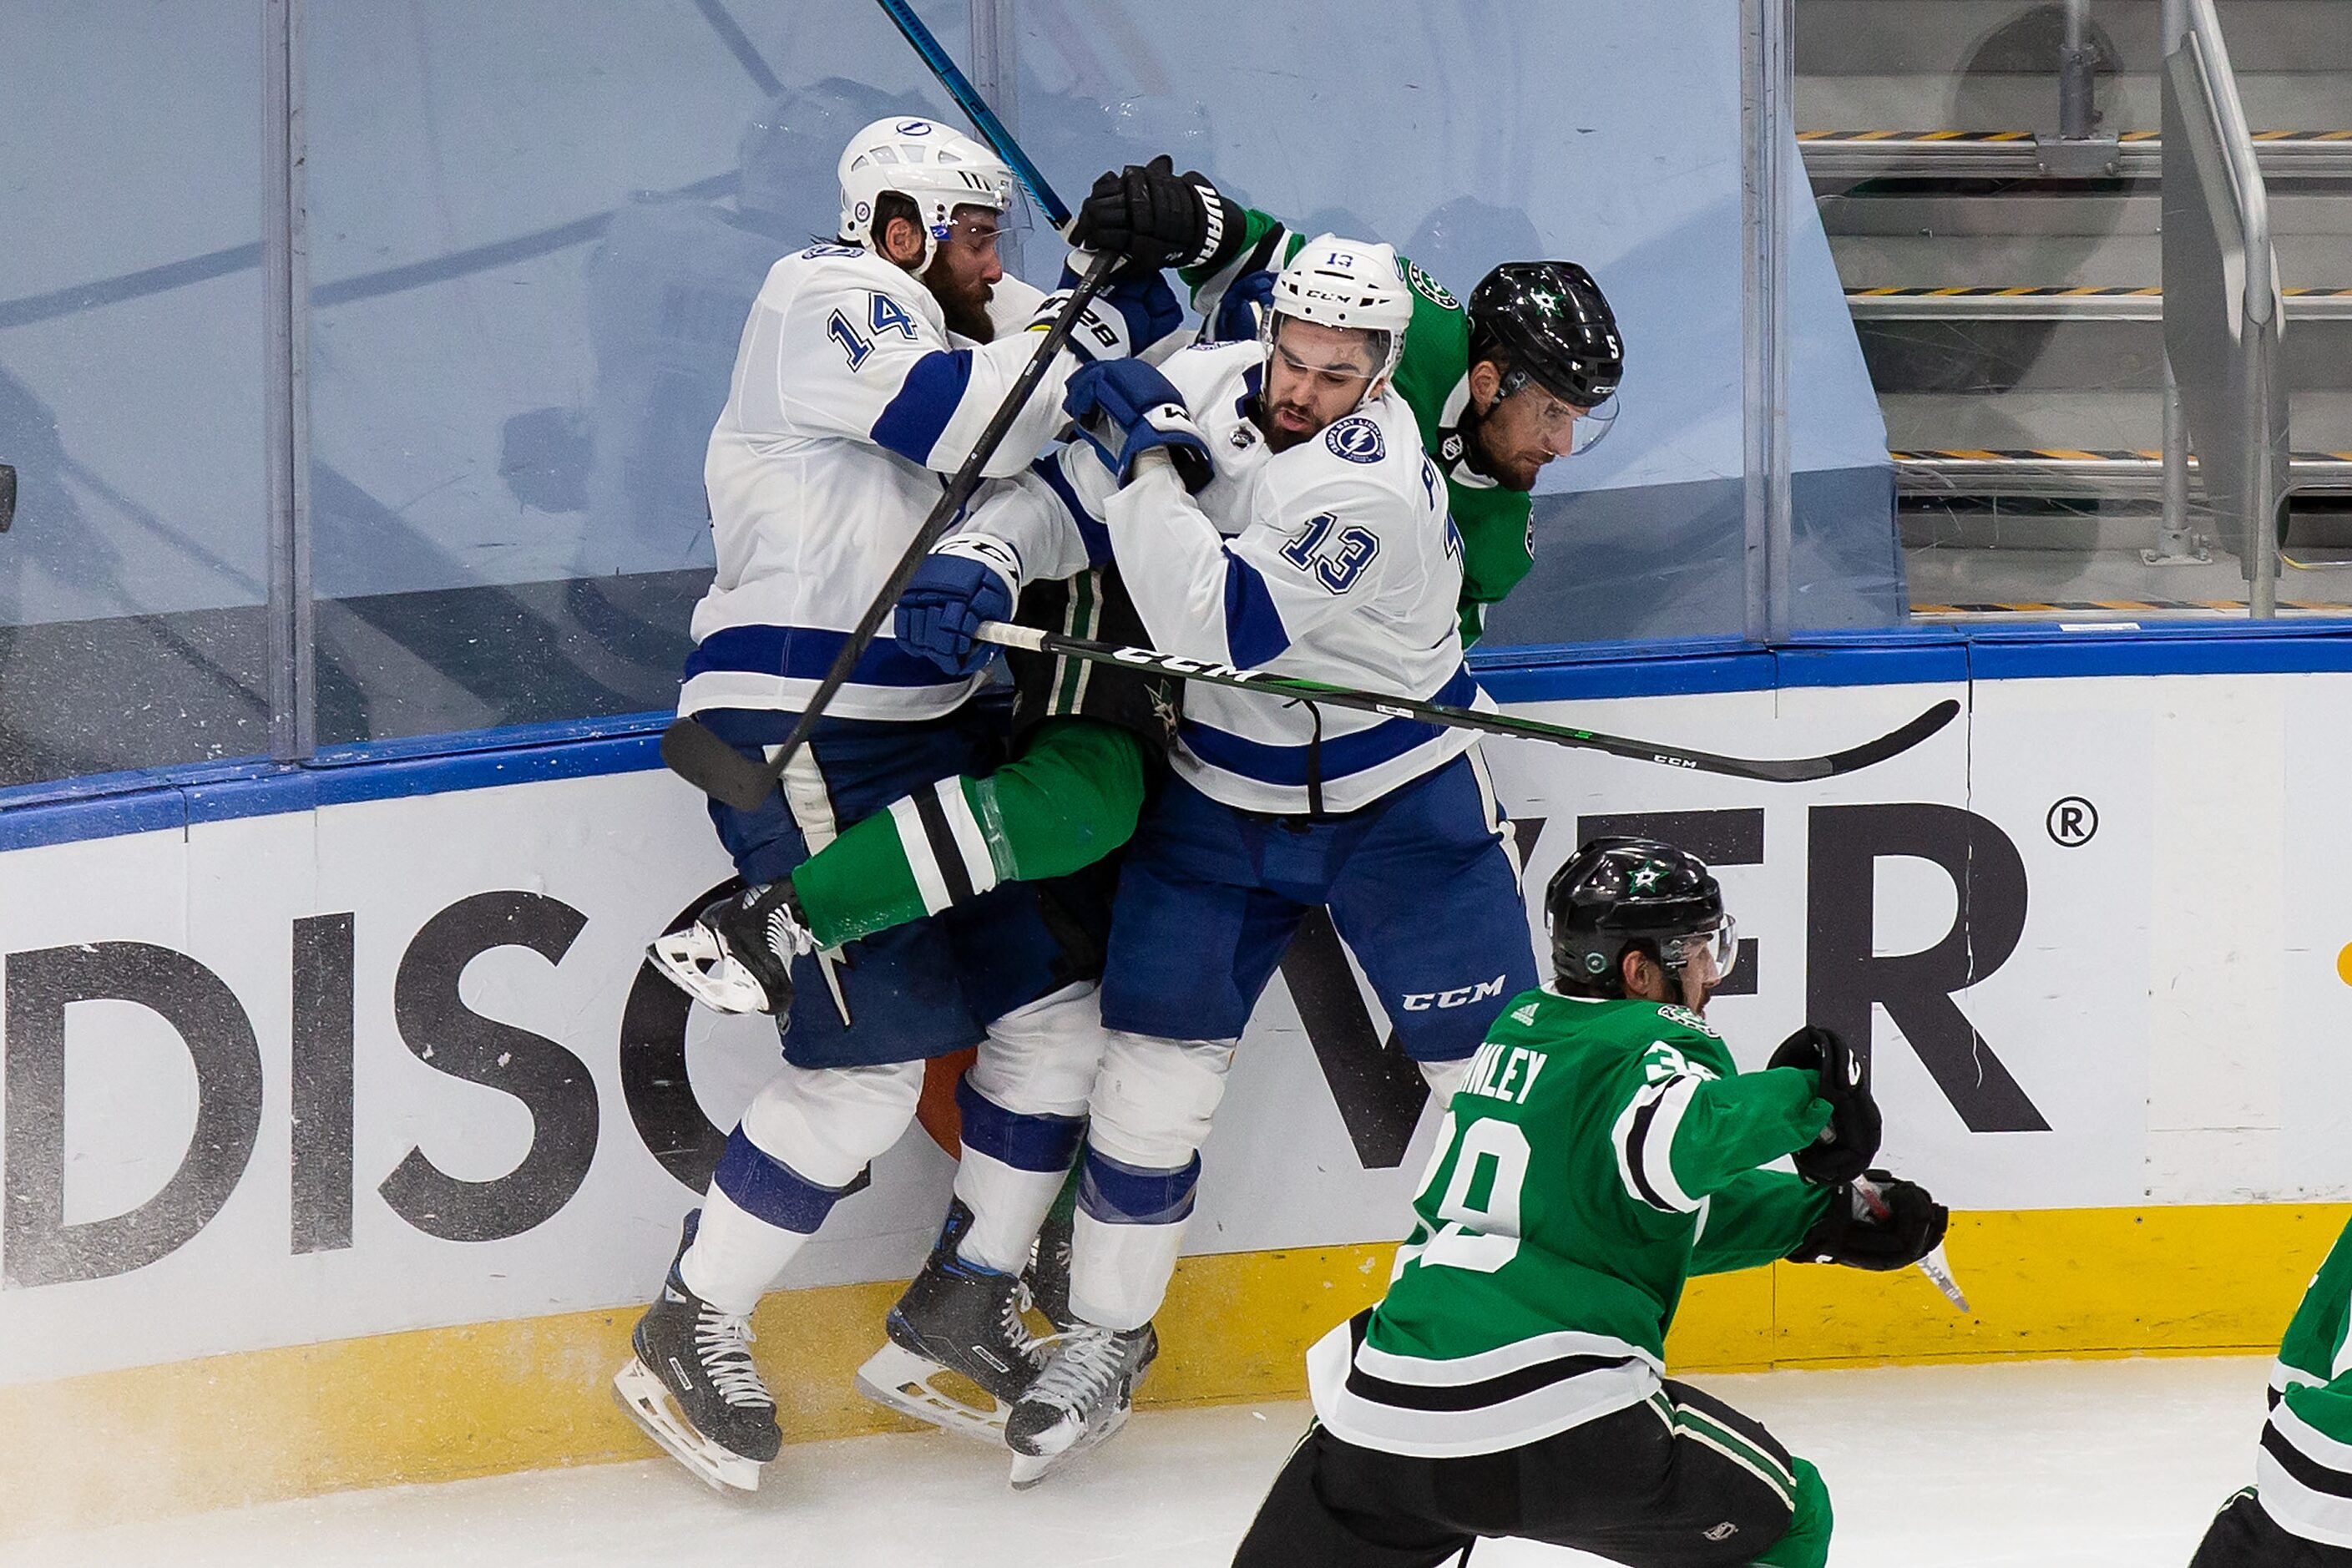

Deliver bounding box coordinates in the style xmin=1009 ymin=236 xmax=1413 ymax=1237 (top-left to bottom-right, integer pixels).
xmin=975 ymin=623 xmax=1960 ymax=783
xmin=872 ymin=0 xmax=1070 ymax=228
xmin=659 ymin=247 xmax=1122 ymax=812
xmin=1854 ymin=1175 xmax=1972 ymax=1313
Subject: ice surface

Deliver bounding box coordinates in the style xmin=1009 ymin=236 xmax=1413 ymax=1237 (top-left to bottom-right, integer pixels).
xmin=13 ymin=1356 xmax=2269 ymax=1567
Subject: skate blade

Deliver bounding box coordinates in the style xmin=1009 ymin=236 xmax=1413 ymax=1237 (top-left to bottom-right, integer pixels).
xmin=613 ymin=1358 xmax=764 ymax=1494
xmin=1006 ymin=1401 xmax=1133 ymax=1491
xmin=855 ymin=1341 xmax=1011 ymax=1444
xmin=645 ymin=930 xmax=769 ymax=1015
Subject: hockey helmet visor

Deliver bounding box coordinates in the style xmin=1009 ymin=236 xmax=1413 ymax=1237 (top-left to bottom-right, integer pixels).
xmin=1469 ymin=260 xmax=1624 ymax=455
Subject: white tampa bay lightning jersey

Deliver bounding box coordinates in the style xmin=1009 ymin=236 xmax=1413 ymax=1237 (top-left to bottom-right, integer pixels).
xmin=681 ymin=241 xmax=1069 ymax=722
xmin=965 ymin=339 xmax=1490 ymax=814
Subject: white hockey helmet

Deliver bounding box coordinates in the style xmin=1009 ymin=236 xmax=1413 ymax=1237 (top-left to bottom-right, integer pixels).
xmin=1262 ymin=235 xmax=1414 ymax=389
xmin=836 ymin=115 xmax=1017 ymax=269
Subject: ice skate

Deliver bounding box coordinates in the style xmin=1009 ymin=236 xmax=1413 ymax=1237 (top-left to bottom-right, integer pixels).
xmin=856 ymin=1202 xmax=1043 ymax=1442
xmin=1020 ymin=1190 xmax=1080 ymax=1332
xmin=1004 ymin=1321 xmax=1158 ymax=1488
xmin=646 ymin=879 xmax=813 ymax=1015
xmin=612 ymin=1212 xmax=781 ymax=1493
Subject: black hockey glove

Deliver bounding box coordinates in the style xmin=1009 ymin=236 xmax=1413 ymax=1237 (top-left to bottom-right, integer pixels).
xmin=1069 ymin=155 xmax=1242 ymax=272
xmin=1768 ymin=1024 xmax=1881 ymax=1186
xmin=1788 ymin=1170 xmax=1948 ymax=1271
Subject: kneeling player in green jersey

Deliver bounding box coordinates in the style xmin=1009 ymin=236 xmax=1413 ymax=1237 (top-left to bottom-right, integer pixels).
xmin=2190 ymin=1212 xmax=2352 ymax=1565
xmin=1231 ymin=837 xmax=1950 ymax=1568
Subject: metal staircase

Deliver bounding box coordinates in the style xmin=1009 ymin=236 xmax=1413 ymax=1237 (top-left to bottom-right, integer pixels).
xmin=1800 ymin=0 xmax=2352 ymax=616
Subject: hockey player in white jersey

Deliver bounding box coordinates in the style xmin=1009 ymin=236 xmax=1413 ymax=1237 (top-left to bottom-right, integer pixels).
xmin=898 ymin=238 xmax=1540 ymax=1482
xmin=616 ymin=114 xmax=1179 ymax=1492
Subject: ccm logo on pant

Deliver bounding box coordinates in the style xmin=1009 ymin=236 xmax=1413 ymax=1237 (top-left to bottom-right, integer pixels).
xmin=1400 ymin=977 xmax=1507 ymax=1012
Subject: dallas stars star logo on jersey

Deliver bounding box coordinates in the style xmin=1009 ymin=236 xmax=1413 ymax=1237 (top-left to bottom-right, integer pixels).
xmin=1149 ymin=685 xmax=1180 ymax=741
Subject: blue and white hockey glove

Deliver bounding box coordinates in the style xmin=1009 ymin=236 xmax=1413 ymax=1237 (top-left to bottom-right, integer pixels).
xmin=1210 ymin=266 xmax=1276 ymax=345
xmin=1063 ymin=358 xmax=1213 ymax=493
xmin=1031 ymin=259 xmax=1181 ymax=363
xmin=894 ymin=535 xmax=1018 ymax=676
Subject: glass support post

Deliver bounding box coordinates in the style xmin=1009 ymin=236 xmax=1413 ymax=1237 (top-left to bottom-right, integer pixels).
xmin=263 ymin=0 xmax=315 ymax=761
xmin=1742 ymin=0 xmax=1794 ymax=644
xmin=968 ymin=0 xmax=1025 ymax=275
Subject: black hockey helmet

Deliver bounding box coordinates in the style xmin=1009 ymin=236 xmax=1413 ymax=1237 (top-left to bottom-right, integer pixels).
xmin=1545 ymin=837 xmax=1734 ymax=996
xmin=1467 ymin=260 xmax=1624 ymax=411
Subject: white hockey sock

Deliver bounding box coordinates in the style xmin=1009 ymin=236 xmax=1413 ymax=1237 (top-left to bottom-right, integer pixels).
xmin=953 ymin=1147 xmax=1069 ymax=1275
xmin=1069 ymin=1209 xmax=1187 ymax=1332
xmin=679 ymin=1184 xmax=812 ymax=1317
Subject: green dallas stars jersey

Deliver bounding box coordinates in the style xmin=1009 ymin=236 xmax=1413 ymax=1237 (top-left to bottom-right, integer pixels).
xmin=2255 ymin=1212 xmax=2352 ymax=1546
xmin=1304 ymin=989 xmax=1835 ymax=1458
xmin=1181 ymin=210 xmax=1531 ymax=648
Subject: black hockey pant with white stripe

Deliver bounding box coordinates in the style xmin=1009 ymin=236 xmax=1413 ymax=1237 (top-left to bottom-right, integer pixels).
xmin=1232 ymin=1381 xmax=1831 ymax=1568
xmin=2192 ymin=1490 xmax=2352 ymax=1566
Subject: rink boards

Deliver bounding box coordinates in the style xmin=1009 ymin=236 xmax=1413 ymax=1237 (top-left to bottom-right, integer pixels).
xmin=3 ymin=625 xmax=2352 ymax=1527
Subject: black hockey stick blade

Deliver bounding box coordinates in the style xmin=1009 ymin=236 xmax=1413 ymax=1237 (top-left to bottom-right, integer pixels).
xmin=660 ymin=713 xmax=777 ymax=814
xmin=976 ymin=625 xmax=1961 ymax=785
xmin=1795 ymin=696 xmax=1960 ymax=781
xmin=660 ymin=251 xmax=1123 ymax=812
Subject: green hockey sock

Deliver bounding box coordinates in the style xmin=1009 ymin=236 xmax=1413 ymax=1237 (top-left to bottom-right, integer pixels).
xmin=791 ymin=720 xmax=1148 ymax=949
xmin=1753 ymin=1457 xmax=1832 ymax=1568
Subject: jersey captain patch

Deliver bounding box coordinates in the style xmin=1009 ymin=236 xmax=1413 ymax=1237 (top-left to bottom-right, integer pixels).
xmin=1325 ymin=416 xmax=1385 ymax=464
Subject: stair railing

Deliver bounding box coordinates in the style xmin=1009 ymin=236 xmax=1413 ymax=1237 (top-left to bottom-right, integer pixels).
xmin=2161 ymin=0 xmax=2290 ymax=615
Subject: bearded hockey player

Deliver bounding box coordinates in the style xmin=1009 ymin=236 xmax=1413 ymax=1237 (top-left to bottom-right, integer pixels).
xmin=650 ymin=164 xmax=1622 ymax=999
xmin=2189 ymin=1211 xmax=2352 ymax=1565
xmin=645 ymin=178 xmax=1621 ymax=1455
xmin=613 ymin=114 xmax=1176 ymax=1491
xmin=895 ymin=236 xmax=1545 ymax=1482
xmin=1229 ymin=838 xmax=1950 ymax=1568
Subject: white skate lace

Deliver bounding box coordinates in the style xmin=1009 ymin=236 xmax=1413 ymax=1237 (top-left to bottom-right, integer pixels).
xmin=695 ymin=1306 xmax=775 ymax=1409
xmin=997 ymin=1287 xmax=1040 ymax=1360
xmin=762 ymin=899 xmax=814 ymax=963
xmin=1024 ymin=1325 xmax=1129 ymax=1415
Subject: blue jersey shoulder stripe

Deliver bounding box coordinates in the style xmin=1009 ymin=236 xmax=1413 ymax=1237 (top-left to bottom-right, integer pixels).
xmin=1181 ymin=665 xmax=1479 ymax=785
xmin=1222 ymin=551 xmax=1291 ymax=667
xmin=1032 ymin=454 xmax=1111 ymax=565
xmin=870 ymin=347 xmax=975 ymax=466
xmin=685 ymin=624 xmax=959 ymax=688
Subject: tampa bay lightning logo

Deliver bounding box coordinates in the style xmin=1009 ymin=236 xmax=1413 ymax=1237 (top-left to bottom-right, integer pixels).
xmin=897 ymin=119 xmax=933 ymax=136
xmin=1325 ymin=417 xmax=1384 ymax=464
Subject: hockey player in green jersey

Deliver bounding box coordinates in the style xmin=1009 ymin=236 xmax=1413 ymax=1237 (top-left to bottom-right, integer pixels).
xmin=1166 ymin=164 xmax=1618 ymax=648
xmin=652 ymin=159 xmax=1622 ymax=997
xmin=647 ymin=161 xmax=1622 ymax=1450
xmin=1231 ymin=837 xmax=1950 ymax=1568
xmin=2190 ymin=1211 xmax=2352 ymax=1565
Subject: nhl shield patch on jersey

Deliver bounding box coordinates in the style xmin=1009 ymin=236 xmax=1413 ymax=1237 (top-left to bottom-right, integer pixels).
xmin=1325 ymin=416 xmax=1385 ymax=463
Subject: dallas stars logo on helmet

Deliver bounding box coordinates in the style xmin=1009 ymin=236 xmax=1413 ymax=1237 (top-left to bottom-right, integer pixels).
xmin=1631 ymin=861 xmax=1667 ymax=893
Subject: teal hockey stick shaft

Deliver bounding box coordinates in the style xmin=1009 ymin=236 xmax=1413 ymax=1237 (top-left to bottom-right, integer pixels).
xmin=873 ymin=0 xmax=1070 ymax=229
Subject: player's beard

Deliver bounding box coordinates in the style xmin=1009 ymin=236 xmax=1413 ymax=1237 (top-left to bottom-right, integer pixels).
xmin=1459 ymin=395 xmax=1543 ymax=492
xmin=1261 ymin=396 xmax=1318 ymax=453
xmin=924 ymin=253 xmax=995 ymax=343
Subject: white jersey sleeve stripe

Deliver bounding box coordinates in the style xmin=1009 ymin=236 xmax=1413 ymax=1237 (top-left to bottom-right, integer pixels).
xmin=1614 ymin=1075 xmax=1705 ymax=1214
xmin=888 ymin=795 xmax=956 ymax=915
